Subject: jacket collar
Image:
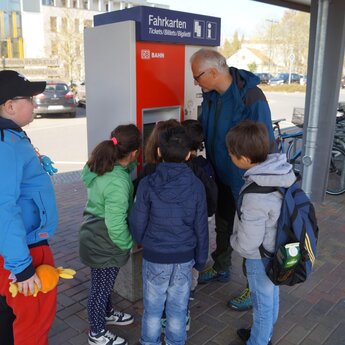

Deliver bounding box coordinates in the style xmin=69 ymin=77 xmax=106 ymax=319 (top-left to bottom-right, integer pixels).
xmin=0 ymin=117 xmax=22 ymax=131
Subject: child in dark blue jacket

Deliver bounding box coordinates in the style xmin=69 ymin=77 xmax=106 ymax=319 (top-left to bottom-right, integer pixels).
xmin=129 ymin=127 xmax=209 ymax=345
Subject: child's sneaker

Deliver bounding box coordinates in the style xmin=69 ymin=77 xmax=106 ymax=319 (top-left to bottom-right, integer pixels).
xmin=237 ymin=328 xmax=272 ymax=345
xmin=198 ymin=267 xmax=230 ymax=284
xmin=161 ymin=314 xmax=191 ymax=332
xmin=161 ymin=317 xmax=167 ymax=334
xmin=189 ymin=289 xmax=196 ymax=300
xmin=186 ymin=310 xmax=191 ymax=331
xmin=105 ymin=310 xmax=134 ymax=326
xmin=227 ymin=288 xmax=253 ymax=311
xmin=88 ymin=329 xmax=127 ymax=345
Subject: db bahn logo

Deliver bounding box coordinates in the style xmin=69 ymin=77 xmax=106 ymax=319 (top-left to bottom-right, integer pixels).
xmin=141 ymin=49 xmax=150 ymax=59
xmin=141 ymin=49 xmax=165 ymax=59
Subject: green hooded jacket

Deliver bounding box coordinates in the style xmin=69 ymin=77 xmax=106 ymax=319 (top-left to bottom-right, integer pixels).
xmin=79 ymin=164 xmax=134 ymax=268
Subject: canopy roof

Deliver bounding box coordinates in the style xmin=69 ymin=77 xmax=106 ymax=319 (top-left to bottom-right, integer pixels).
xmin=252 ymin=0 xmax=310 ymax=12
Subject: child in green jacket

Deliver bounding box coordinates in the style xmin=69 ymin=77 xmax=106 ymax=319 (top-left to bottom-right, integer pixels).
xmin=79 ymin=124 xmax=141 ymax=345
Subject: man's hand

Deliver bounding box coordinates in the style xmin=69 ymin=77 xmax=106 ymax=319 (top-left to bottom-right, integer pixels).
xmin=17 ymin=273 xmax=41 ymax=296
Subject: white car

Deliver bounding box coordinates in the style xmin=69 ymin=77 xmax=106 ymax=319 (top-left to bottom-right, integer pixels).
xmin=76 ymin=81 xmax=86 ymax=107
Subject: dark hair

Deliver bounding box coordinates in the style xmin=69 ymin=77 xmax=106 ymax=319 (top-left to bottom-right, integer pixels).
xmin=87 ymin=124 xmax=141 ymax=175
xmin=144 ymin=119 xmax=181 ymax=164
xmin=182 ymin=119 xmax=204 ymax=151
xmin=159 ymin=126 xmax=191 ymax=163
xmin=226 ymin=120 xmax=269 ymax=163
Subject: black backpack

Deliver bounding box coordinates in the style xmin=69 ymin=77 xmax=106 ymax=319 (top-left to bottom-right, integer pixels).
xmin=237 ymin=180 xmax=319 ymax=286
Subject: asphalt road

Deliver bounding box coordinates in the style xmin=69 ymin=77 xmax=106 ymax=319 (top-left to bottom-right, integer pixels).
xmin=24 ymin=90 xmax=345 ymax=173
xmin=24 ymin=106 xmax=88 ymax=173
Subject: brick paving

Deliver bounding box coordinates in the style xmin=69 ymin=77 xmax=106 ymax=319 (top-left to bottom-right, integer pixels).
xmin=49 ymin=174 xmax=345 ymax=345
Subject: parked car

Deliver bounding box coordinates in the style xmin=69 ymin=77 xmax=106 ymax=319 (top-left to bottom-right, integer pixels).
xmin=268 ymin=73 xmax=301 ymax=85
xmin=254 ymin=72 xmax=273 ymax=84
xmin=300 ymin=74 xmax=307 ymax=85
xmin=341 ymin=76 xmax=345 ymax=89
xmin=33 ymin=81 xmax=77 ymax=118
xmin=75 ymin=81 xmax=86 ymax=107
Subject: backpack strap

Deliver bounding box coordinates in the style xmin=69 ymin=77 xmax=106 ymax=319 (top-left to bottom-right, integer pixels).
xmin=238 ymin=182 xmax=279 ymax=259
xmin=237 ymin=182 xmax=277 ymax=219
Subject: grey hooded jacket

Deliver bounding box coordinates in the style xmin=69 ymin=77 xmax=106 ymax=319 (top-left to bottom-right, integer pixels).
xmin=231 ymin=153 xmax=296 ymax=259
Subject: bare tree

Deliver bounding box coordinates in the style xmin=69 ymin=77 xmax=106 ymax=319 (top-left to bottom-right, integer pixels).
xmin=250 ymin=10 xmax=310 ymax=74
xmin=219 ymin=31 xmax=243 ymax=59
xmin=45 ymin=8 xmax=92 ymax=83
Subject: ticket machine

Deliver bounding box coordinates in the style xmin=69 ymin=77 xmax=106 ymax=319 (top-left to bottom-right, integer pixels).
xmin=84 ymin=6 xmax=220 ymax=301
xmin=85 ymin=6 xmax=220 ymax=164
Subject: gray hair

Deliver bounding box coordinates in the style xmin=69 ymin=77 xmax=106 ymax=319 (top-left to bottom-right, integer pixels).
xmin=190 ymin=48 xmax=229 ymax=74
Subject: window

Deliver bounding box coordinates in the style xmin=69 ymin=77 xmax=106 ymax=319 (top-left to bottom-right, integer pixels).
xmin=74 ymin=18 xmax=79 ymax=33
xmin=42 ymin=0 xmax=54 ymax=5
xmin=61 ymin=17 xmax=67 ymax=32
xmin=50 ymin=16 xmax=57 ymax=32
xmin=75 ymin=44 xmax=80 ymax=56
xmin=83 ymin=19 xmax=92 ymax=28
xmin=51 ymin=41 xmax=58 ymax=56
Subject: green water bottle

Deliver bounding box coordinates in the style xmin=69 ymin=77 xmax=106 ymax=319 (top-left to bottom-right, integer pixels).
xmin=277 ymin=242 xmax=301 ymax=269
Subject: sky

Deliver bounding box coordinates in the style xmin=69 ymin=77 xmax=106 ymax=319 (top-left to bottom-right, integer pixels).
xmin=150 ymin=0 xmax=287 ymax=40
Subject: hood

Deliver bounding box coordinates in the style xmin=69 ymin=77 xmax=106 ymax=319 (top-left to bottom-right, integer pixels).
xmin=233 ymin=67 xmax=261 ymax=93
xmin=148 ymin=163 xmax=193 ymax=203
xmin=244 ymin=153 xmax=296 ymax=188
xmin=0 ymin=117 xmax=22 ymax=131
xmin=81 ymin=164 xmax=98 ymax=187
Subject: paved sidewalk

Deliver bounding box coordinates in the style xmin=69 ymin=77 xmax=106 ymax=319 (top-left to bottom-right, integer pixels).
xmin=49 ymin=173 xmax=345 ymax=345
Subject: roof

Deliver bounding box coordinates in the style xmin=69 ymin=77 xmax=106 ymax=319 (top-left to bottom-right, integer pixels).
xmin=251 ymin=0 xmax=310 ymax=12
xmin=246 ymin=47 xmax=271 ymax=65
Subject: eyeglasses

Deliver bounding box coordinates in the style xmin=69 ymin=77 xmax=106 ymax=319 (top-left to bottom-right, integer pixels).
xmin=193 ymin=71 xmax=206 ymax=82
xmin=12 ymin=96 xmax=34 ymax=103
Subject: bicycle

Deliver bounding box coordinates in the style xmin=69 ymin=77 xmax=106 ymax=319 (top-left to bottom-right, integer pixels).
xmin=272 ymin=118 xmax=345 ymax=195
xmin=272 ymin=118 xmax=303 ymax=173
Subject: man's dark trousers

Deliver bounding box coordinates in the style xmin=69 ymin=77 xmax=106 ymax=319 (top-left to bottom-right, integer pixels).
xmin=211 ymin=180 xmax=236 ymax=273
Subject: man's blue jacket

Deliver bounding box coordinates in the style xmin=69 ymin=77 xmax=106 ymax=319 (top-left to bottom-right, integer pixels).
xmin=199 ymin=67 xmax=275 ymax=200
xmin=0 ymin=118 xmax=58 ymax=281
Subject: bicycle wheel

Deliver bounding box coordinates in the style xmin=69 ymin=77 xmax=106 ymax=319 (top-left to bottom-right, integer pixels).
xmin=326 ymin=145 xmax=345 ymax=195
xmin=286 ymin=136 xmax=303 ymax=173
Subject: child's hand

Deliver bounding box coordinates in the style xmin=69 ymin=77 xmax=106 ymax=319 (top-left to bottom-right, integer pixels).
xmin=17 ymin=273 xmax=41 ymax=296
xmin=41 ymin=155 xmax=58 ymax=176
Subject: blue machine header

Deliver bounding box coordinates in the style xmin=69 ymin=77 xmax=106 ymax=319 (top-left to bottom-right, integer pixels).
xmin=94 ymin=6 xmax=221 ymax=46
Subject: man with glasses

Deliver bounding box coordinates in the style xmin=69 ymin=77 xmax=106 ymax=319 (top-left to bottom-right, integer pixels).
xmin=0 ymin=70 xmax=58 ymax=345
xmin=190 ymin=49 xmax=275 ymax=312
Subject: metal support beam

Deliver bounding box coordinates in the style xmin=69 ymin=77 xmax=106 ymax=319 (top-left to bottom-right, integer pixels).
xmin=302 ymin=0 xmax=345 ymax=202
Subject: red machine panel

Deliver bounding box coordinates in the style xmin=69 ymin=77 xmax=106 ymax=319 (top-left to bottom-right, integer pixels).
xmin=136 ymin=41 xmax=185 ymax=130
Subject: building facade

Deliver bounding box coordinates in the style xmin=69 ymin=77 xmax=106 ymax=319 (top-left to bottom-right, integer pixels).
xmin=0 ymin=0 xmax=166 ymax=80
xmin=0 ymin=0 xmax=23 ymax=59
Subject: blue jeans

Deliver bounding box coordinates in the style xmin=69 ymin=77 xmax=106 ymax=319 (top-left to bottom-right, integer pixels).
xmin=140 ymin=259 xmax=194 ymax=345
xmin=245 ymin=259 xmax=279 ymax=345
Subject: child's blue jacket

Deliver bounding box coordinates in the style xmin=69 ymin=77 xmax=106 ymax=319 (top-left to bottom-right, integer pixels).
xmin=129 ymin=163 xmax=209 ymax=271
xmin=0 ymin=118 xmax=58 ymax=280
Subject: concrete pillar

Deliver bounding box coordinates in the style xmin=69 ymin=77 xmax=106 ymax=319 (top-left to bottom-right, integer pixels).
xmin=302 ymin=0 xmax=345 ymax=202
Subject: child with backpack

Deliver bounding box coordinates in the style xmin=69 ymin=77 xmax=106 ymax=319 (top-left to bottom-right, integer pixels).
xmin=129 ymin=126 xmax=209 ymax=345
xmin=226 ymin=120 xmax=296 ymax=345
xmin=79 ymin=124 xmax=141 ymax=345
